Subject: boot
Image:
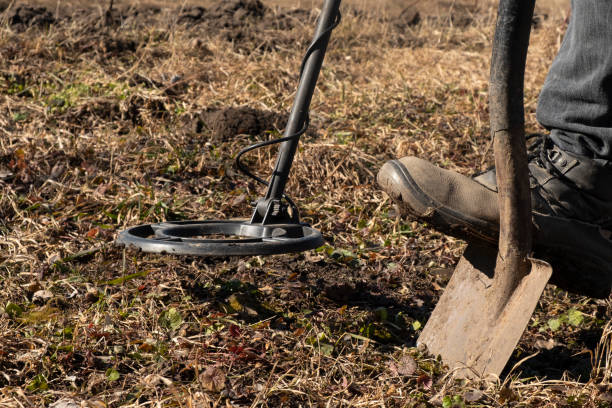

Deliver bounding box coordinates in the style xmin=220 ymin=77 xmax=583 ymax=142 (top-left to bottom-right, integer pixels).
xmin=378 ymin=135 xmax=612 ymax=298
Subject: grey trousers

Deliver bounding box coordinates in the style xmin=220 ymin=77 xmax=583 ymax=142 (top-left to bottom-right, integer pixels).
xmin=537 ymin=0 xmax=612 ymax=160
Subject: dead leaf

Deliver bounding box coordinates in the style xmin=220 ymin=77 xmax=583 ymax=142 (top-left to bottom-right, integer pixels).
xmin=139 ymin=341 xmax=156 ymax=353
xmin=50 ymin=399 xmax=80 ymax=408
xmin=535 ymin=338 xmax=559 ymax=351
xmin=417 ymin=374 xmax=432 ymax=390
xmin=548 ymin=385 xmax=568 ymax=393
xmin=431 ymin=281 xmax=444 ymax=291
xmin=85 ymin=289 xmax=99 ymax=304
xmin=188 ymin=392 xmax=212 ymax=407
xmin=199 ymin=366 xmax=225 ymax=392
xmin=143 ymin=374 xmax=173 ymax=387
xmin=305 ymin=252 xmax=324 ymax=263
xmin=32 ymin=290 xmax=53 ymax=304
xmin=86 ymin=372 xmax=106 ymax=394
xmin=413 ymin=298 xmax=424 ymax=307
xmin=13 ymin=148 xmax=26 ymax=170
xmin=499 ymin=386 xmax=518 ymax=403
xmin=598 ymin=392 xmax=612 ymax=403
xmin=431 ymin=267 xmax=453 ymax=281
xmin=227 ymin=294 xmax=244 ymax=312
xmin=83 ymin=401 xmax=106 ymax=408
xmin=229 ymin=324 xmax=241 ymax=338
xmin=23 ymin=281 xmax=42 ymax=296
xmin=48 ymin=253 xmax=61 ymax=264
xmin=386 ymin=361 xmax=398 ymax=376
xmin=464 ymin=390 xmax=484 ymax=403
xmin=230 ymin=194 xmax=246 ymax=207
xmin=397 ymin=355 xmax=417 ymax=376
xmin=50 ymin=162 xmax=65 ymax=180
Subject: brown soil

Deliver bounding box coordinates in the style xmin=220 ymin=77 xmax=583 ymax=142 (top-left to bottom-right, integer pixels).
xmin=178 ymin=0 xmax=267 ymax=26
xmin=196 ymin=107 xmax=287 ymax=142
xmin=0 ymin=0 xmax=607 ymax=407
xmin=7 ymin=5 xmax=55 ymax=28
xmin=0 ymin=0 xmax=534 ymax=52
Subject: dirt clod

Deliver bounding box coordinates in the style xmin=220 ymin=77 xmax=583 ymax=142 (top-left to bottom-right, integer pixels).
xmin=211 ymin=0 xmax=267 ymax=22
xmin=394 ymin=7 xmax=421 ymax=29
xmin=8 ymin=5 xmax=55 ymax=28
xmin=197 ymin=107 xmax=286 ymax=142
xmin=177 ymin=6 xmax=205 ymax=24
xmin=178 ymin=0 xmax=266 ymax=27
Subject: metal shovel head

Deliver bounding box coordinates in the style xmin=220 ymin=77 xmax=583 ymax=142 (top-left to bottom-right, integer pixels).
xmin=417 ymin=243 xmax=552 ymax=379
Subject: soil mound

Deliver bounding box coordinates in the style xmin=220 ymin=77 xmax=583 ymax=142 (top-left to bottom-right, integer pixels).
xmin=178 ymin=0 xmax=267 ymax=27
xmin=1 ymin=1 xmax=313 ymax=53
xmin=176 ymin=0 xmax=316 ymax=51
xmin=393 ymin=7 xmax=422 ymax=29
xmin=196 ymin=107 xmax=286 ymax=142
xmin=210 ymin=0 xmax=267 ymax=23
xmin=8 ymin=5 xmax=55 ymax=29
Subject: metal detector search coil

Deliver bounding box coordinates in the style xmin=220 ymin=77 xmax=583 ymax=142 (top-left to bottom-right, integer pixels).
xmin=116 ymin=0 xmax=341 ymax=257
xmin=117 ymin=221 xmax=324 ymax=256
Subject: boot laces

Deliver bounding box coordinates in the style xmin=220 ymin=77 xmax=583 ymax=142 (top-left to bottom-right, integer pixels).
xmin=529 ymin=133 xmax=560 ymax=174
xmin=473 ymin=133 xmax=556 ymax=178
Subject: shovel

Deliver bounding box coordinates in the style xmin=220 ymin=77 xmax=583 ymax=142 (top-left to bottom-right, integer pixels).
xmin=417 ymin=0 xmax=553 ymax=379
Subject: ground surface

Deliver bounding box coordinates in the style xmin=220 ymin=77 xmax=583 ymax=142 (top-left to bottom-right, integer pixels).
xmin=2 ymin=0 xmax=612 ymax=407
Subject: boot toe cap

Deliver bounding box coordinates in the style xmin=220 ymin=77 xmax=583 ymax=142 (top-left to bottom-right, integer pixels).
xmin=378 ymin=156 xmax=499 ymax=235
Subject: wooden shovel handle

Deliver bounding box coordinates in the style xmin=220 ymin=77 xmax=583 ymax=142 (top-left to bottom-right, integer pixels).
xmin=489 ymin=0 xmax=535 ymax=289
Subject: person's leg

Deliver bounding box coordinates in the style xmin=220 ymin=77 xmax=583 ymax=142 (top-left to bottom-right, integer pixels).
xmin=537 ymin=0 xmax=612 ymax=160
xmin=377 ymin=1 xmax=612 ymax=297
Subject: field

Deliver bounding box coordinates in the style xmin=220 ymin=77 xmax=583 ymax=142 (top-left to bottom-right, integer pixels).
xmin=4 ymin=0 xmax=612 ymax=406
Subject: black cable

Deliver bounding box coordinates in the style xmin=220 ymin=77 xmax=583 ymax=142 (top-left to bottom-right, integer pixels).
xmin=235 ymin=10 xmax=341 ymax=209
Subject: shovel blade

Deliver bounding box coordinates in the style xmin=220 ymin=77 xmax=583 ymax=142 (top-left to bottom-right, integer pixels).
xmin=417 ymin=244 xmax=552 ymax=379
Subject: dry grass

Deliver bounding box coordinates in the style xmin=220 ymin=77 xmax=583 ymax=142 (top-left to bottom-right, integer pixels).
xmin=0 ymin=0 xmax=610 ymax=407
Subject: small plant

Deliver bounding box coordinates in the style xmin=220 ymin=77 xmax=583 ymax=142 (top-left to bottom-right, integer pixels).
xmin=158 ymin=307 xmax=183 ymax=331
xmin=544 ymin=308 xmax=585 ymax=332
xmin=106 ymin=367 xmax=120 ymax=382
xmin=442 ymin=395 xmax=465 ymax=408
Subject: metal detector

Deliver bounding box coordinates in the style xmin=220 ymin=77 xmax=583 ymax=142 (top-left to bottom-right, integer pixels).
xmin=116 ymin=0 xmax=342 ymax=256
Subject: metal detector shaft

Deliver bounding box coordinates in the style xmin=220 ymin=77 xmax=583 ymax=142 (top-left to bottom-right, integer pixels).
xmin=257 ymin=0 xmax=341 ymax=216
xmin=117 ymin=1 xmax=336 ymax=256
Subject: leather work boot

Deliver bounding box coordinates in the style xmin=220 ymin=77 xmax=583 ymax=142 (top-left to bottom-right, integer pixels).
xmin=378 ymin=135 xmax=612 ymax=298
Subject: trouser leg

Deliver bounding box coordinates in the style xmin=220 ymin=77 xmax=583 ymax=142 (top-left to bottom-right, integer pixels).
xmin=536 ymin=0 xmax=612 ymax=160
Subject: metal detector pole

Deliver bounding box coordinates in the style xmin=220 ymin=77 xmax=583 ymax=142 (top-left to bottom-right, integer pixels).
xmin=117 ymin=0 xmax=338 ymax=256
xmin=253 ymin=0 xmax=341 ymax=222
